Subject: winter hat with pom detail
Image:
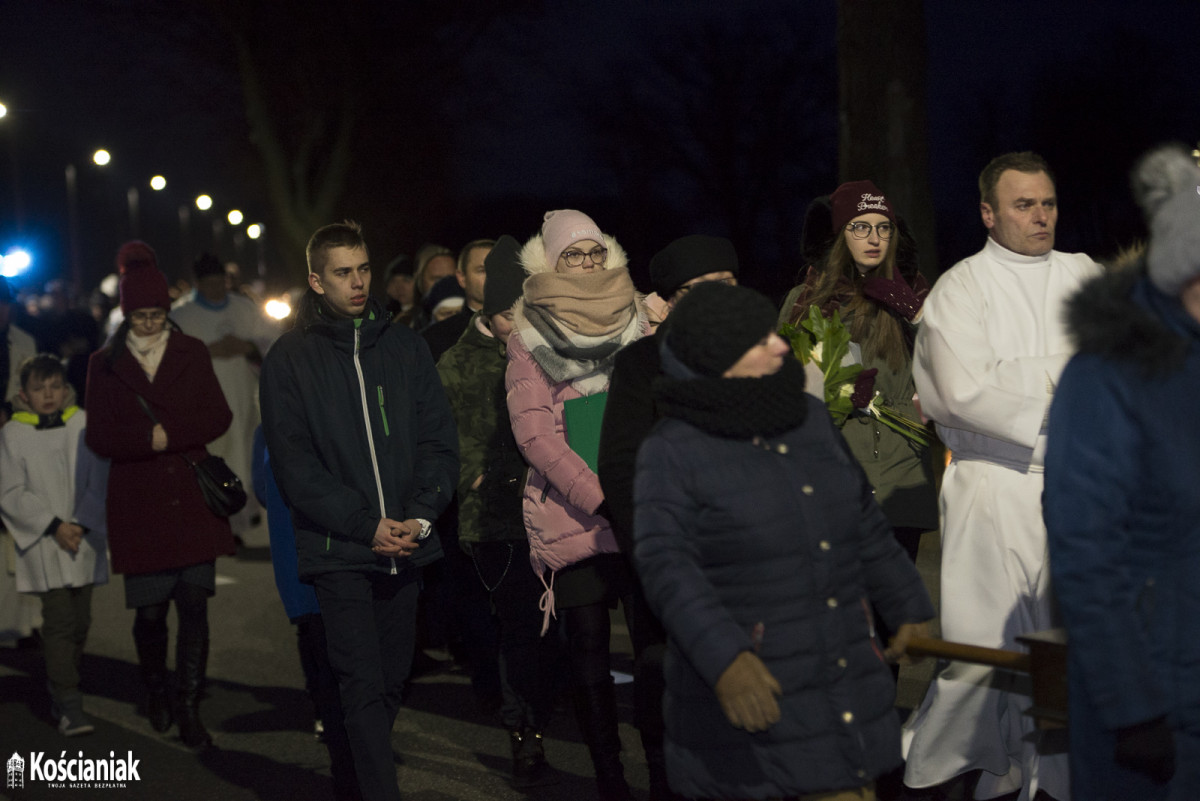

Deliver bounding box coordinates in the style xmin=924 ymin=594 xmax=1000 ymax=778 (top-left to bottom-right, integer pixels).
xmin=1132 ymin=143 xmax=1200 ymax=295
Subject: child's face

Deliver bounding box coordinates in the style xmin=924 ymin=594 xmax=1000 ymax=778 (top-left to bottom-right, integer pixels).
xmin=20 ymin=374 xmax=68 ymax=416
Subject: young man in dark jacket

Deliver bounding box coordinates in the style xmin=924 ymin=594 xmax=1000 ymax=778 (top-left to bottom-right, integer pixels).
xmin=260 ymin=221 xmax=458 ymax=801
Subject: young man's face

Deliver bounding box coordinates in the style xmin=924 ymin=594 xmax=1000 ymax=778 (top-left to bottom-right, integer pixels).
xmin=310 ymin=246 xmax=370 ymax=317
xmin=21 ymin=373 xmax=68 ymax=416
xmin=458 ymin=246 xmax=491 ymax=310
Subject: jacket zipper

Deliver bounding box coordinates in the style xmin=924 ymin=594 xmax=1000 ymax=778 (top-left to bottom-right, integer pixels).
xmin=376 ymin=385 xmax=390 ymax=436
xmin=353 ymin=327 xmax=397 ymax=574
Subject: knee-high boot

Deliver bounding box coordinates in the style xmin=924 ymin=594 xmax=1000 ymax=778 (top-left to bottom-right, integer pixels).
xmin=573 ymin=680 xmax=634 ymax=801
xmin=175 ymin=613 xmax=212 ymax=749
xmin=133 ymin=614 xmax=173 ymax=733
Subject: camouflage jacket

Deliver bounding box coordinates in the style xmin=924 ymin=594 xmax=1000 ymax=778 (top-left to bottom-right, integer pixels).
xmin=435 ymin=313 xmax=526 ymax=547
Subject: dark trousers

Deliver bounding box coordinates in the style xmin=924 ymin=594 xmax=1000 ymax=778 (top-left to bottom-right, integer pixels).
xmin=441 ymin=528 xmax=501 ymax=707
xmin=296 ymin=613 xmax=360 ymax=801
xmin=474 ymin=539 xmax=565 ymax=731
xmin=314 ymin=570 xmax=420 ymax=801
xmin=37 ymin=585 xmax=94 ymax=700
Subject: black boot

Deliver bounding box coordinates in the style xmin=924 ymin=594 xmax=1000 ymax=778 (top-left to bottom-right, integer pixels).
xmin=643 ymin=733 xmax=682 ymax=801
xmin=133 ymin=614 xmax=173 ymax=733
xmin=176 ymin=615 xmax=212 ymax=749
xmin=574 ymin=681 xmax=634 ymax=801
xmin=509 ymin=727 xmax=555 ymax=788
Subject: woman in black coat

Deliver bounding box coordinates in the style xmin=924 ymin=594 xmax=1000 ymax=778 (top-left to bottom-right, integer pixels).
xmin=633 ymin=283 xmax=934 ymax=801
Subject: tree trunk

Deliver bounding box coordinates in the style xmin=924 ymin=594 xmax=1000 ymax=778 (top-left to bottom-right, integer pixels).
xmin=837 ymin=1 xmax=938 ymax=281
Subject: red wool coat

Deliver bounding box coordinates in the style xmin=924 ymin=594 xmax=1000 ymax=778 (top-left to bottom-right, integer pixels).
xmin=85 ymin=330 xmax=236 ymax=575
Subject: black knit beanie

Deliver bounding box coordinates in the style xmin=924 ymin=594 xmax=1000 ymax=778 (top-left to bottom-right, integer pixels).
xmin=666 ymin=282 xmax=777 ymax=377
xmin=649 ymin=234 xmax=739 ymax=299
xmin=482 ymin=235 xmax=526 ymax=316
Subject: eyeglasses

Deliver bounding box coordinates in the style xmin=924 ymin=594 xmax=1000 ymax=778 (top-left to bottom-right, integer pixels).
xmin=674 ymin=276 xmax=737 ymax=298
xmin=559 ymin=246 xmax=608 ymax=268
xmin=130 ymin=310 xmax=167 ymax=324
xmin=845 ymin=221 xmax=894 ymax=240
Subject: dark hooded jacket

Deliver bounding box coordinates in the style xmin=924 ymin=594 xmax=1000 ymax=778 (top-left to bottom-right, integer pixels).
xmin=260 ymin=291 xmax=457 ymax=580
xmin=1045 ymin=259 xmax=1200 ymax=801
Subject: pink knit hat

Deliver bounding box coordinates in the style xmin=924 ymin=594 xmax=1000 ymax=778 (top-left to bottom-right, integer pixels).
xmin=541 ymin=209 xmax=604 ymax=268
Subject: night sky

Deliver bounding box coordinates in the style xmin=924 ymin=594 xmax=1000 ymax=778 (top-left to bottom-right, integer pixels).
xmin=1 ymin=0 xmax=1197 ymax=302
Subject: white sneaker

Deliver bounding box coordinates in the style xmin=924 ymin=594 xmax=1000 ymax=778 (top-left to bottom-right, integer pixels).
xmin=58 ymin=711 xmax=95 ymax=737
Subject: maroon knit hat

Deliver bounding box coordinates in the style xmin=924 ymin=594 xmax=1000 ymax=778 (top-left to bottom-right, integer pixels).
xmin=830 ymin=180 xmax=895 ymax=232
xmin=116 ymin=240 xmax=158 ymax=275
xmin=119 ymin=267 xmax=171 ymax=314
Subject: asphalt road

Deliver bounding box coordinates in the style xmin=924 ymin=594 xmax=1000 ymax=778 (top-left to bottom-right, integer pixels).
xmin=2 ymin=530 xmax=942 ymax=801
xmin=1 ymin=537 xmax=643 ymax=801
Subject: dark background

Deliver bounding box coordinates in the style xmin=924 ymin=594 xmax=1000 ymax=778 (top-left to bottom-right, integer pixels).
xmin=1 ymin=0 xmax=1197 ymax=304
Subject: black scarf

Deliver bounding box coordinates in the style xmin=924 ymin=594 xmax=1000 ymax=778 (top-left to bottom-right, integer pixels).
xmin=655 ymin=357 xmax=810 ymax=439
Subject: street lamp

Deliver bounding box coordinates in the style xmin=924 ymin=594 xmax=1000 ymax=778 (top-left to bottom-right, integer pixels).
xmin=92 ymin=149 xmax=110 ymax=166
xmin=246 ymin=224 xmax=262 ymax=239
xmin=195 ymin=194 xmax=212 ymax=211
xmin=227 ymin=209 xmax=243 ymax=226
xmin=150 ymin=175 xmax=166 ymax=191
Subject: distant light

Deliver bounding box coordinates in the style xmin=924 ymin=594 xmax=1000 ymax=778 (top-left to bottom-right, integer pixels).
xmin=265 ymin=298 xmax=291 ymax=320
xmin=150 ymin=175 xmax=167 ymax=191
xmin=246 ymin=223 xmax=262 ymax=240
xmin=227 ymin=209 xmax=243 ymax=225
xmin=1 ymin=248 xmax=32 ymax=278
xmin=0 ymin=103 xmax=7 ymax=119
xmin=93 ymin=149 xmax=111 ymax=166
xmin=195 ymin=194 xmax=213 ymax=211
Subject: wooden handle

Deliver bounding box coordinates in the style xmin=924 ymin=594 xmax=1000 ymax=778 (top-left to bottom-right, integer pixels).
xmin=905 ymin=636 xmax=1031 ymax=672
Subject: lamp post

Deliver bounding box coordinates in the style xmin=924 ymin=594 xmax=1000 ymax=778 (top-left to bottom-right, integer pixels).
xmin=246 ymin=223 xmax=266 ymax=279
xmin=65 ymin=149 xmax=113 ymax=295
xmin=0 ymin=99 xmax=24 ymax=234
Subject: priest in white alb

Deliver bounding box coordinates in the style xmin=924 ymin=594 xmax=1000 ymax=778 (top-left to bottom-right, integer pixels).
xmin=901 ymin=152 xmax=1101 ymax=801
xmin=172 ymin=253 xmax=279 ymax=545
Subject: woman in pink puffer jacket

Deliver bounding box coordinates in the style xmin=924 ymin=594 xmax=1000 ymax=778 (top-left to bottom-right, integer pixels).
xmin=505 ymin=209 xmax=647 ymax=801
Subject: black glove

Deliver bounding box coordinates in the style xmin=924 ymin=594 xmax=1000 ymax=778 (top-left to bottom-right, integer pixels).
xmin=1114 ymin=716 xmax=1175 ymax=784
xmin=862 ymin=272 xmax=922 ymax=322
xmin=851 ymin=368 xmax=877 ymax=409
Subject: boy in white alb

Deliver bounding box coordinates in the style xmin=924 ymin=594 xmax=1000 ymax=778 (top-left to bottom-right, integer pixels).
xmin=1 ymin=355 xmax=109 ymax=736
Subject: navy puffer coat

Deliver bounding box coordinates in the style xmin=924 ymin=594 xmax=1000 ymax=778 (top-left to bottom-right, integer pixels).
xmin=634 ymin=390 xmax=934 ymax=799
xmin=1045 ymin=263 xmax=1200 ymax=800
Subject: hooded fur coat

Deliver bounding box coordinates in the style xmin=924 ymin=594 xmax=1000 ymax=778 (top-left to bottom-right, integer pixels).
xmin=1044 ymin=256 xmax=1200 ymax=801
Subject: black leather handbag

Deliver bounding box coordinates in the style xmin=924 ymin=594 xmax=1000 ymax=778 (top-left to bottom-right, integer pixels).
xmin=185 ymin=453 xmax=248 ymax=518
xmin=136 ymin=395 xmax=247 ymax=518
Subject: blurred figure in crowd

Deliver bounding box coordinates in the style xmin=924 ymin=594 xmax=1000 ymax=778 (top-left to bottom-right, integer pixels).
xmin=172 ymin=252 xmax=279 ymax=546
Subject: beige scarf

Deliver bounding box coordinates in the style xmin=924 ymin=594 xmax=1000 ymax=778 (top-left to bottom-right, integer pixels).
xmin=127 ymin=328 xmax=170 ymax=382
xmin=513 ymin=268 xmax=644 ymax=392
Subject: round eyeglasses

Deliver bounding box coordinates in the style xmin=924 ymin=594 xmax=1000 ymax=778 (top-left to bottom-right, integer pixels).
xmin=130 ymin=310 xmax=168 ymax=324
xmin=559 ymin=246 xmax=608 ymax=268
xmin=845 ymin=221 xmax=894 ymax=240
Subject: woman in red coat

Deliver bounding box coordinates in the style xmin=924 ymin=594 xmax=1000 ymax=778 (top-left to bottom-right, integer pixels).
xmin=85 ymin=251 xmax=234 ymax=748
